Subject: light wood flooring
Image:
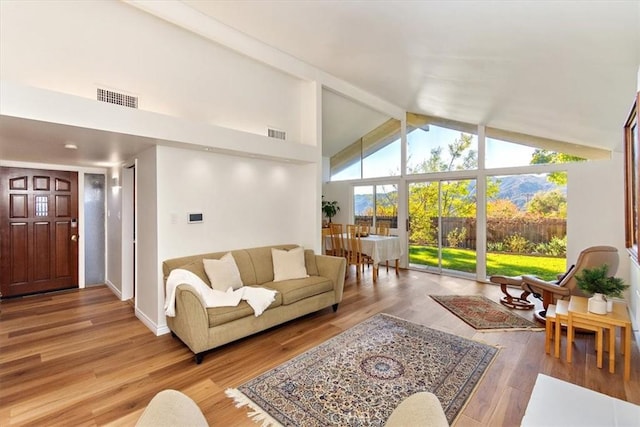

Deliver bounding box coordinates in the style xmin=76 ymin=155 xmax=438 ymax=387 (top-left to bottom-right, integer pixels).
xmin=1 ymin=267 xmax=639 ymax=426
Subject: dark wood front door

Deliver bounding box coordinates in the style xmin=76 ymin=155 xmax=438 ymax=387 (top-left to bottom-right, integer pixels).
xmin=0 ymin=167 xmax=79 ymax=297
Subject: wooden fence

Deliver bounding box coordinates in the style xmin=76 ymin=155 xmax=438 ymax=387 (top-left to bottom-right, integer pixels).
xmin=356 ymin=215 xmax=566 ymax=250
xmin=441 ymin=217 xmax=565 ymax=249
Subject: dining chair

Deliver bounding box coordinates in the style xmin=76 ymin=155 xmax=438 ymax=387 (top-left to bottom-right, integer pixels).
xmin=329 ymin=223 xmax=347 ymax=258
xmin=376 ymin=221 xmax=390 ymax=236
xmin=346 ymin=224 xmax=365 ymax=280
xmin=356 ymin=221 xmax=371 ymax=236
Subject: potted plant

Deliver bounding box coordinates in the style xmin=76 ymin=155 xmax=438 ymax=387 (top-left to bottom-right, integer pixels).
xmin=321 ymin=196 xmax=340 ymax=224
xmin=575 ymin=264 xmax=628 ymax=314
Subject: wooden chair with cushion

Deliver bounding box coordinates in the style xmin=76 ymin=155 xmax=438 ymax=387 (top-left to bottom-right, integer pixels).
xmin=521 ymin=245 xmax=619 ymax=321
xmin=492 ymin=245 xmax=619 ymax=322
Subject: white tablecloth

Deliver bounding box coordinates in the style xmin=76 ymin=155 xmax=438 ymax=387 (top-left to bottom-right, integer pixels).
xmin=326 ymin=235 xmax=402 ymax=265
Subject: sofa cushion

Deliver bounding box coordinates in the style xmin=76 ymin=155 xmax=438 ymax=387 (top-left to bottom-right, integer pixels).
xmin=272 ymin=247 xmax=309 ymax=282
xmin=181 ymin=260 xmax=210 ymax=286
xmin=207 ymin=289 xmax=283 ymax=327
xmin=304 ymin=249 xmax=319 ymax=276
xmin=266 ymin=276 xmax=333 ymax=305
xmin=203 ymin=252 xmax=243 ymax=291
xmin=229 ymin=250 xmax=258 ymax=286
xmin=245 ymin=245 xmax=299 ymax=285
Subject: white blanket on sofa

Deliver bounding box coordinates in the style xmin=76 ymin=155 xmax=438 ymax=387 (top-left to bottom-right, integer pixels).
xmin=164 ymin=269 xmax=277 ymax=317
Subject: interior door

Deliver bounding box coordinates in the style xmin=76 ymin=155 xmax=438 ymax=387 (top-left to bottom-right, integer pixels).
xmin=0 ymin=167 xmax=79 ymax=297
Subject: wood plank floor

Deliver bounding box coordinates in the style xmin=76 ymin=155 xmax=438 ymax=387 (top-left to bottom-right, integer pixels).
xmin=1 ymin=267 xmax=639 ymax=426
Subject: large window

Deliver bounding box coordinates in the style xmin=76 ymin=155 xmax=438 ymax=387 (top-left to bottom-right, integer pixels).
xmin=486 ymin=173 xmax=567 ymax=280
xmin=325 ymin=109 xmax=611 ymax=282
xmin=409 ymin=179 xmax=477 ymax=276
xmin=354 ymin=184 xmax=398 ymax=229
xmin=625 ymin=92 xmax=640 ymax=262
xmin=330 ymin=119 xmax=401 ymax=181
xmin=407 ymin=124 xmax=478 ymax=174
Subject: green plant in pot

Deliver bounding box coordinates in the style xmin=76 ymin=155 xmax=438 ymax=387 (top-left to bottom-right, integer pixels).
xmin=321 ymin=197 xmax=340 ymax=224
xmin=575 ymin=264 xmax=628 ymax=314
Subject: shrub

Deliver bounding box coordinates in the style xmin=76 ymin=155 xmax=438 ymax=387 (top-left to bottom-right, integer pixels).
xmin=487 ymin=241 xmax=506 ymax=252
xmin=533 ymin=235 xmax=566 ymax=257
xmin=504 ymin=233 xmax=531 ymax=253
xmin=446 ymin=227 xmax=467 ymax=248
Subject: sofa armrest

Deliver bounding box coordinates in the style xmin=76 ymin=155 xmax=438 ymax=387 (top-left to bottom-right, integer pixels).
xmin=315 ymin=254 xmax=346 ymax=303
xmin=167 ymin=284 xmax=210 ymax=354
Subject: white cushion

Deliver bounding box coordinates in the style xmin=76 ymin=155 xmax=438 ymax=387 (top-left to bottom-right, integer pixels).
xmin=272 ymin=247 xmax=309 ymax=282
xmin=203 ymin=252 xmax=243 ymax=291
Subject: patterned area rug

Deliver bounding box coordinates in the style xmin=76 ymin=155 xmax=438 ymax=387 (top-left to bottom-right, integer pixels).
xmin=226 ymin=313 xmax=498 ymax=426
xmin=431 ymin=295 xmax=543 ymax=331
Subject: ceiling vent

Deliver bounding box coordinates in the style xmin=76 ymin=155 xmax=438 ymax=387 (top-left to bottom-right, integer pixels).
xmin=267 ymin=128 xmax=286 ymax=140
xmin=97 ymin=88 xmax=138 ymax=109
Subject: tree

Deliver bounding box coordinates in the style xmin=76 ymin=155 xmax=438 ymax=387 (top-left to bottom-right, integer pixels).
xmin=408 ymin=133 xmax=481 ymax=244
xmin=487 ymin=199 xmax=521 ymax=218
xmin=530 ymin=149 xmax=585 ymax=185
xmin=526 ymin=189 xmax=567 ymax=218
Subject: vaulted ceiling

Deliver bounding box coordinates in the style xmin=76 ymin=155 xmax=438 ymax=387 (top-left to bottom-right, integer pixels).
xmin=1 ymin=1 xmax=638 ymax=168
xmin=183 ymin=0 xmax=640 ymax=153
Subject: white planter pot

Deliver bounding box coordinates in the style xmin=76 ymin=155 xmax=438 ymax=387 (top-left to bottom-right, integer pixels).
xmin=588 ymin=293 xmax=607 ymax=315
xmin=606 ymin=298 xmax=614 ymax=313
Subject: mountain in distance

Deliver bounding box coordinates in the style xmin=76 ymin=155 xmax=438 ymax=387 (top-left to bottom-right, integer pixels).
xmin=354 ymin=175 xmax=564 ymax=214
xmin=491 ymin=175 xmax=564 ymax=209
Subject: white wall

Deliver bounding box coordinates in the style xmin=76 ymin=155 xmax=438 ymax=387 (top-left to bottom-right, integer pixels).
xmin=135 ymin=146 xmax=160 ymax=332
xmin=0 ymin=0 xmax=305 ymax=143
xmin=152 ymin=146 xmax=319 ymax=330
xmin=156 ymin=146 xmax=317 ymax=258
xmin=106 ymin=167 xmax=123 ymax=296
xmin=567 ymin=155 xmax=628 ymax=282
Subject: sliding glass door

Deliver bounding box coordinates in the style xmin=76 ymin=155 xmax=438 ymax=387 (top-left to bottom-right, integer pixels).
xmin=408 ymin=179 xmax=476 ymax=276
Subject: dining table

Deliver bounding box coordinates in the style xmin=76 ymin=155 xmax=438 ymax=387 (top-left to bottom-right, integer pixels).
xmin=325 ymin=233 xmax=402 ymax=282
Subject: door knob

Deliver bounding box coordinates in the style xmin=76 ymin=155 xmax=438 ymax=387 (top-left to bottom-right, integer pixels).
xmin=71 ymin=234 xmax=78 ymax=242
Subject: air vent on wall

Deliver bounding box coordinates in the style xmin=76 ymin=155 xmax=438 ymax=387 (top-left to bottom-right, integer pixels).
xmin=97 ymin=88 xmax=138 ymax=109
xmin=267 ymin=128 xmax=286 ymax=140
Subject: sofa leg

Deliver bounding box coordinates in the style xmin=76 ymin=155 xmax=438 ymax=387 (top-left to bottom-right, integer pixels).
xmin=195 ymin=353 xmax=204 ymax=364
xmin=332 ymin=303 xmax=339 ymax=312
xmin=171 ymin=331 xmax=176 ymax=338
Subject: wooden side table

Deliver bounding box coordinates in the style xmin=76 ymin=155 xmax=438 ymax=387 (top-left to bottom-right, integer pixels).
xmin=545 ymin=299 xmax=569 ymax=358
xmin=567 ymin=296 xmax=632 ymax=380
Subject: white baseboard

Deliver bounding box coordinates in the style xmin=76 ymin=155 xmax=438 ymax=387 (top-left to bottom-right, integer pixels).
xmin=135 ymin=307 xmax=170 ymax=336
xmin=105 ymin=280 xmax=123 ymax=300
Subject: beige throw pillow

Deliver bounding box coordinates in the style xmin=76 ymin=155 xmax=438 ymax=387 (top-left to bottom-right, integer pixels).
xmin=272 ymin=247 xmax=309 ymax=282
xmin=203 ymin=252 xmax=243 ymax=291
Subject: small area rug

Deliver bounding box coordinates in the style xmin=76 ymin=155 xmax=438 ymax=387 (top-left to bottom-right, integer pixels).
xmin=226 ymin=313 xmax=498 ymax=426
xmin=431 ymin=295 xmax=543 ymax=331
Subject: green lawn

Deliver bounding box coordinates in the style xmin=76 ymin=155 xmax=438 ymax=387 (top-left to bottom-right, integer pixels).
xmin=409 ymin=246 xmax=565 ymax=280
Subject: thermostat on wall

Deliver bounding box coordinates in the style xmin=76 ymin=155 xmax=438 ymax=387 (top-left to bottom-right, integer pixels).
xmin=188 ymin=213 xmax=203 ymax=223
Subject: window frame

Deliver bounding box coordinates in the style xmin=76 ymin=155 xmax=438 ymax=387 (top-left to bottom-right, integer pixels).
xmin=624 ymin=92 xmax=640 ymax=263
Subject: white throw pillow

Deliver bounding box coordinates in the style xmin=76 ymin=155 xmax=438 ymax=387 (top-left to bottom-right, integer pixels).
xmin=272 ymin=247 xmax=309 ymax=282
xmin=203 ymin=252 xmax=243 ymax=291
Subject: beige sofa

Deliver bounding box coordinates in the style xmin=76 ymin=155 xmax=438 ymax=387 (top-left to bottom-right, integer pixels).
xmin=162 ymin=244 xmax=346 ymax=364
